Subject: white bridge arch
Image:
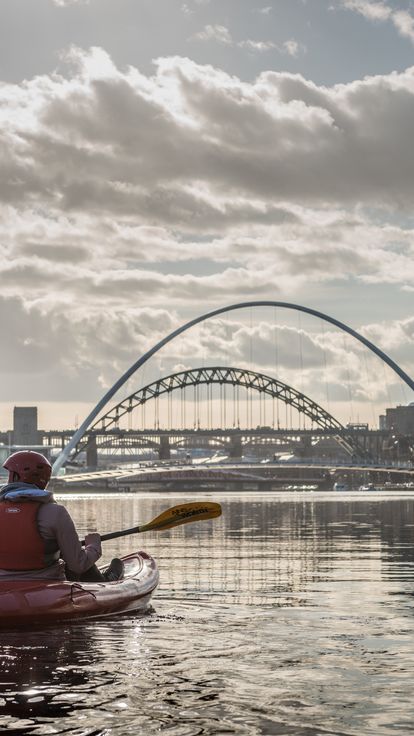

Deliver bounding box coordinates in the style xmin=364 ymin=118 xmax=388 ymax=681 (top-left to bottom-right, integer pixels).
xmin=52 ymin=301 xmax=414 ymax=473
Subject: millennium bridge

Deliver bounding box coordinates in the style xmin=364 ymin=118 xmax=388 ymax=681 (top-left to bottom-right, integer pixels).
xmin=46 ymin=301 xmax=413 ymax=488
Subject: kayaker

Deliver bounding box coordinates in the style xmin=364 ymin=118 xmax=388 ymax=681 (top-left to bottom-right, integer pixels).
xmin=0 ymin=450 xmax=123 ymax=582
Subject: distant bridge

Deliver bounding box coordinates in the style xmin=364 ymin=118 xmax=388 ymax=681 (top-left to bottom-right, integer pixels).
xmin=65 ymin=366 xmax=371 ymax=463
xmin=52 ymin=461 xmax=414 ymax=493
xmin=44 ymin=425 xmax=397 ymax=469
xmin=52 ymin=301 xmax=414 ymax=474
xmin=43 ymin=366 xmax=414 ymax=469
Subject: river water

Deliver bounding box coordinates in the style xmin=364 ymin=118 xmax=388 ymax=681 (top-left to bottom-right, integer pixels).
xmin=1 ymin=490 xmax=414 ymax=735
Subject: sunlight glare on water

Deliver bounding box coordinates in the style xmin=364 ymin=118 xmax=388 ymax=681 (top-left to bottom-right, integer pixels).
xmin=1 ymin=492 xmax=414 ymax=735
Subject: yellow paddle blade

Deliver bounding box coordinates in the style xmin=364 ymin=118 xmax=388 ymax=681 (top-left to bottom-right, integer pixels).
xmin=93 ymin=501 xmax=223 ymax=544
xmin=139 ymin=501 xmax=222 ymax=532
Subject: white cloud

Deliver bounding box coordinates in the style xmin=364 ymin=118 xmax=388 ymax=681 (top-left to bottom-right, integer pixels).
xmin=341 ymin=1 xmax=414 ymax=43
xmin=341 ymin=1 xmax=391 ymax=21
xmin=52 ymin=0 xmax=89 ymax=6
xmin=280 ymin=39 xmax=302 ymax=57
xmin=393 ymin=10 xmax=414 ymax=42
xmin=181 ymin=0 xmax=210 ymax=14
xmin=0 ymin=48 xmax=413 ymax=418
xmin=192 ymin=24 xmax=233 ymax=44
xmin=1 ymin=50 xmax=414 ymax=280
xmin=192 ymin=26 xmax=301 ymax=57
xmin=238 ymin=39 xmax=276 ymax=52
xmin=0 ymin=294 xmax=176 ymax=400
xmin=0 ymin=52 xmax=414 ymax=213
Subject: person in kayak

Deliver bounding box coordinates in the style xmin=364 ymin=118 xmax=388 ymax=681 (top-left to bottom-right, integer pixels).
xmin=0 ymin=450 xmax=123 ymax=582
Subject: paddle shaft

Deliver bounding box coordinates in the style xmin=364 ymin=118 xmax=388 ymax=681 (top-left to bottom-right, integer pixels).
xmin=98 ymin=525 xmax=145 ymax=542
xmin=81 ymin=501 xmax=222 ymax=546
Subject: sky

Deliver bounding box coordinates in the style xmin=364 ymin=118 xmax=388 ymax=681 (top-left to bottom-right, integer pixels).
xmin=0 ymin=0 xmax=413 ymax=432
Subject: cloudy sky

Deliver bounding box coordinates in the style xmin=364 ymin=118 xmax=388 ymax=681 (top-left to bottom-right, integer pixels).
xmin=0 ymin=0 xmax=413 ymax=432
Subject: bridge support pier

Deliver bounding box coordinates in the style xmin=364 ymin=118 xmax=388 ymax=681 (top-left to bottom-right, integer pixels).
xmin=86 ymin=434 xmax=98 ymax=470
xmin=229 ymin=437 xmax=243 ymax=459
xmin=159 ymin=435 xmax=171 ymax=460
xmin=297 ymin=435 xmax=313 ymax=459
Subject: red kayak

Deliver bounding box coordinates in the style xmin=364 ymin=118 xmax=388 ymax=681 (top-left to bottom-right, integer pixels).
xmin=0 ymin=551 xmax=159 ymax=627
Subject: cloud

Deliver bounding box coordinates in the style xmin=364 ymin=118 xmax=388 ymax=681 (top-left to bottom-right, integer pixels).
xmin=256 ymin=6 xmax=273 ymax=14
xmin=341 ymin=1 xmax=391 ymax=21
xmin=1 ymin=49 xmax=414 ymax=296
xmin=0 ymin=47 xmax=413 ymax=420
xmin=182 ymin=0 xmax=211 ymax=10
xmin=191 ymin=25 xmax=301 ymax=56
xmin=340 ymin=1 xmax=414 ymax=43
xmin=280 ymin=39 xmax=302 ymax=57
xmin=239 ymin=40 xmax=276 ymax=52
xmin=0 ymin=294 xmax=177 ymax=400
xmin=52 ymin=0 xmax=89 ymax=6
xmin=393 ymin=10 xmax=414 ymax=42
xmin=192 ymin=24 xmax=233 ymax=44
xmin=3 ymin=46 xmax=414 ymax=216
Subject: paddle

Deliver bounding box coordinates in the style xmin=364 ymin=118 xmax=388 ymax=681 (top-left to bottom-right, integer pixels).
xmin=81 ymin=501 xmax=222 ymax=545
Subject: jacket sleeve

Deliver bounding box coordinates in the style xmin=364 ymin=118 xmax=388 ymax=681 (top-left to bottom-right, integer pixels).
xmin=53 ymin=506 xmax=102 ymax=574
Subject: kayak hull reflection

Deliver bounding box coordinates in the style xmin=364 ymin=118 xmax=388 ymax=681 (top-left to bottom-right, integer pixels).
xmin=0 ymin=551 xmax=159 ymax=627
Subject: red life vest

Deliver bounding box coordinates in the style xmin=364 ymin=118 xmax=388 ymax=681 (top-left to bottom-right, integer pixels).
xmin=0 ymin=501 xmax=47 ymax=570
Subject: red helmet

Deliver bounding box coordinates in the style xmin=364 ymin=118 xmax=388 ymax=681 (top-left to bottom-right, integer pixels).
xmin=3 ymin=450 xmax=52 ymax=489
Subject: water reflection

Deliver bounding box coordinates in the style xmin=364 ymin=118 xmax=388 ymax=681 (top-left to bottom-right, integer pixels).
xmin=1 ymin=492 xmax=414 ymax=735
xmin=1 ymin=627 xmax=105 ymax=731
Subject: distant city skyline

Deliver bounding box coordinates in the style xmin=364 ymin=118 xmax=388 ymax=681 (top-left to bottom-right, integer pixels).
xmin=0 ymin=0 xmax=413 ymax=431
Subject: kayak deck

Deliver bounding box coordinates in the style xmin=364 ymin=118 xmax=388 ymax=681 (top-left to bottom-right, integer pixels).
xmin=0 ymin=551 xmax=159 ymax=627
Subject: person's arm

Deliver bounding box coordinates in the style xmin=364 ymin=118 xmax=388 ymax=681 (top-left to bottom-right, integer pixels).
xmin=52 ymin=505 xmax=102 ymax=574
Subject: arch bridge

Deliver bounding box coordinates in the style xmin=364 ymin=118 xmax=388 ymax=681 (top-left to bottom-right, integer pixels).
xmin=71 ymin=366 xmax=369 ymax=463
xmin=52 ymin=300 xmax=414 ymax=474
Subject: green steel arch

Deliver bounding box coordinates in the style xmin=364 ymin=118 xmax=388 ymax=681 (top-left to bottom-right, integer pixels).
xmin=72 ymin=366 xmax=367 ymax=460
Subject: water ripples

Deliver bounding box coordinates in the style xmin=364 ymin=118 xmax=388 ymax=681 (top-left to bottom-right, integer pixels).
xmin=1 ymin=493 xmax=414 ymax=734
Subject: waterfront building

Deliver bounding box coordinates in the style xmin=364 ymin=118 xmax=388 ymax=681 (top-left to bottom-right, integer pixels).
xmin=380 ymin=404 xmax=414 ymax=435
xmin=13 ymin=406 xmax=40 ymax=446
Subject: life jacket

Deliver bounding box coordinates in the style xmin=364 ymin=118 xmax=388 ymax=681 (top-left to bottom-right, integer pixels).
xmin=0 ymin=500 xmax=51 ymax=571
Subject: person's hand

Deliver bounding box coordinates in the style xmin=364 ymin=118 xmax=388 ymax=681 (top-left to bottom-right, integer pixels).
xmin=85 ymin=532 xmax=101 ymax=547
